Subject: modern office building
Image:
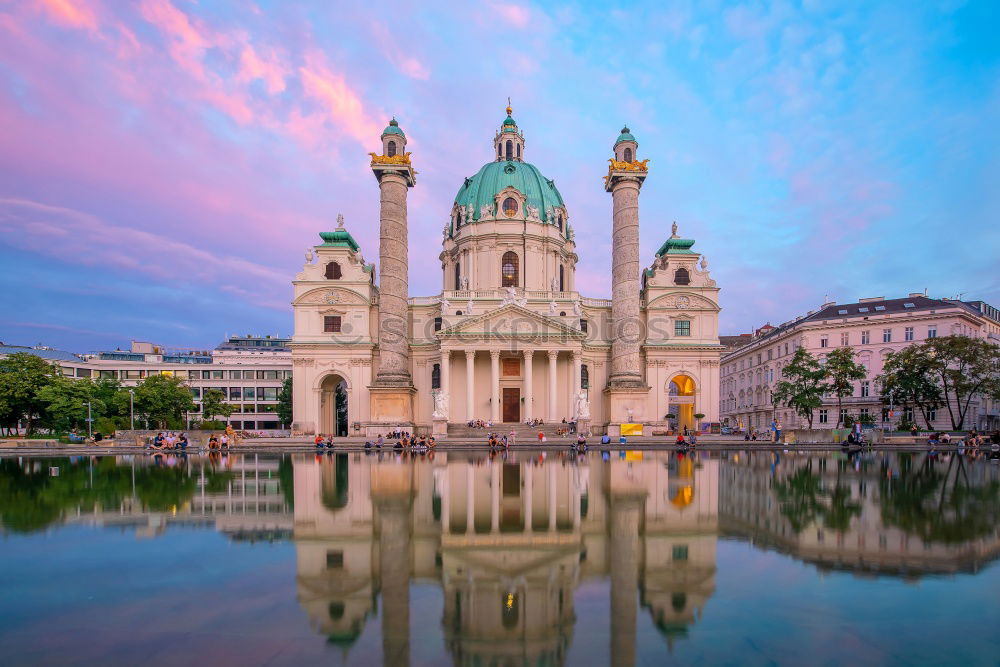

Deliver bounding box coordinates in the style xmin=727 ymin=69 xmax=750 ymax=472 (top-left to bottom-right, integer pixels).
xmin=1 ymin=335 xmax=292 ymax=431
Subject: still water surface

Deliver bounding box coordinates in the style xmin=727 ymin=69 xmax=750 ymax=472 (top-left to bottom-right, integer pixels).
xmin=1 ymin=449 xmax=998 ymax=666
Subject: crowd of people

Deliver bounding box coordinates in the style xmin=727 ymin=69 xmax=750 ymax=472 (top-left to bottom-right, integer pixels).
xmin=150 ymin=432 xmax=190 ymax=450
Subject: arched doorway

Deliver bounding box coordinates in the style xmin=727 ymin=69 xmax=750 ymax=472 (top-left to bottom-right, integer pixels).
xmin=320 ymin=374 xmax=349 ymax=437
xmin=668 ymin=375 xmax=696 ymax=432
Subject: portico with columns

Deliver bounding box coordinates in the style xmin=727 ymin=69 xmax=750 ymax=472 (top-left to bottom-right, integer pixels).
xmin=290 ymin=108 xmax=722 ymax=437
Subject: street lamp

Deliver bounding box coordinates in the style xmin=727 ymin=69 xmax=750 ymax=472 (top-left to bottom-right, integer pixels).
xmin=85 ymin=400 xmax=93 ymax=439
xmin=128 ymin=389 xmax=135 ymax=430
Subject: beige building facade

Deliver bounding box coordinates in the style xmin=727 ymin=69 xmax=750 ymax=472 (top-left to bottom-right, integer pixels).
xmin=291 ymin=109 xmax=723 ymax=437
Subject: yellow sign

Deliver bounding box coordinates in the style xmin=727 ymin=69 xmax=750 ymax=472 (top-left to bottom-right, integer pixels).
xmin=620 ymin=423 xmax=643 ymax=436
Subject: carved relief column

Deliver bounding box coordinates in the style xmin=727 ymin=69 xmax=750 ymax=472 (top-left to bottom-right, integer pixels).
xmin=547 ymin=350 xmax=559 ymax=422
xmin=522 ymin=349 xmax=534 ymax=422
xmin=465 ymin=350 xmax=475 ymax=422
xmin=369 ymin=120 xmax=417 ymax=429
xmin=604 ymin=128 xmax=650 ymax=435
xmin=490 ymin=349 xmax=501 ymax=422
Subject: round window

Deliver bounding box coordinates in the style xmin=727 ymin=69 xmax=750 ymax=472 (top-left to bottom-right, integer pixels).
xmin=502 ymin=197 xmax=518 ymax=217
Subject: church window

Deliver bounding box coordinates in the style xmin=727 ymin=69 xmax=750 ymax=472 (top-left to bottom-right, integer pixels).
xmin=454 ymin=262 xmax=461 ymax=290
xmin=431 ymin=363 xmax=441 ymax=389
xmin=581 ymin=364 xmax=589 ymax=389
xmin=503 ymin=197 xmax=518 ymax=217
xmin=498 ymin=144 xmax=502 ymax=159
xmin=325 ymin=262 xmax=342 ymax=280
xmin=434 ymin=317 xmax=442 ymax=332
xmin=623 ymin=147 xmax=633 ymax=162
xmin=580 ymin=319 xmax=588 ymax=333
xmin=501 ymin=251 xmax=519 ymax=287
xmin=557 ymin=214 xmax=563 ymax=231
xmin=387 ymin=140 xmax=396 ymax=157
xmin=675 ymin=320 xmax=691 ymax=337
xmin=559 ymin=264 xmax=565 ymax=291
xmin=674 ymin=268 xmax=690 ymax=285
xmin=517 ymin=143 xmax=521 ymax=159
xmin=505 ymin=140 xmax=513 ymax=160
xmin=324 ymin=316 xmax=342 ymax=333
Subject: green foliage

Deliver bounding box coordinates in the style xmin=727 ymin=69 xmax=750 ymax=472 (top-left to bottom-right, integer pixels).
xmin=197 ymin=420 xmax=226 ymax=430
xmin=0 ymin=352 xmax=58 ymax=434
xmin=201 ymin=388 xmax=234 ymax=423
xmin=877 ymin=346 xmax=944 ymax=429
xmin=277 ymin=377 xmax=293 ymax=426
xmin=35 ymin=376 xmax=108 ymax=433
xmin=822 ymin=347 xmax=868 ymax=427
xmin=132 ymin=374 xmax=196 ymax=429
xmin=773 ymin=462 xmax=861 ymax=534
xmin=923 ymin=335 xmax=1000 ymax=429
xmin=773 ymin=347 xmax=825 ymax=429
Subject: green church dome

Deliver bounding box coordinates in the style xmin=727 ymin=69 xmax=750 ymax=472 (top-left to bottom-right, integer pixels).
xmin=454 ymin=160 xmax=565 ymax=222
xmin=381 ymin=117 xmax=405 ymax=138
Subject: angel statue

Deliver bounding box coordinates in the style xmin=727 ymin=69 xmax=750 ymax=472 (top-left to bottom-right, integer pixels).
xmin=440 ymin=297 xmax=450 ymax=313
xmin=575 ymin=391 xmax=591 ymax=420
xmin=573 ymin=299 xmax=582 ymax=316
xmin=461 ymin=275 xmax=470 ymax=290
xmin=548 ymin=300 xmax=558 ymax=316
xmin=304 ymin=247 xmax=314 ymax=264
xmin=670 ymin=221 xmax=679 ymax=238
xmin=466 ymin=298 xmax=474 ymax=315
xmin=700 ymin=255 xmax=709 ymax=271
xmin=432 ymin=391 xmax=449 ymax=419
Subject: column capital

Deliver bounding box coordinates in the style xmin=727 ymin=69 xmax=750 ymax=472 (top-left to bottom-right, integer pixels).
xmin=489 ymin=349 xmax=501 ymax=360
xmin=547 ymin=349 xmax=560 ymax=361
xmin=522 ymin=349 xmax=533 ymax=360
xmin=464 ymin=349 xmax=476 ymax=360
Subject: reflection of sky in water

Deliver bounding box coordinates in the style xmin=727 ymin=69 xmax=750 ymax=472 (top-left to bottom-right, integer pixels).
xmin=0 ymin=451 xmax=997 ymax=665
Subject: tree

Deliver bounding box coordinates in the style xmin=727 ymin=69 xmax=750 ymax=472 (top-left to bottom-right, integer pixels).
xmin=277 ymin=377 xmax=293 ymax=427
xmin=0 ymin=352 xmax=58 ymax=434
xmin=772 ymin=347 xmax=826 ymax=429
xmin=923 ymin=335 xmax=1000 ymax=430
xmin=877 ymin=346 xmax=943 ymax=429
xmin=36 ymin=376 xmax=104 ymax=433
xmin=201 ymin=388 xmax=235 ymax=425
xmin=132 ymin=374 xmax=195 ymax=429
xmin=822 ymin=347 xmax=867 ymax=428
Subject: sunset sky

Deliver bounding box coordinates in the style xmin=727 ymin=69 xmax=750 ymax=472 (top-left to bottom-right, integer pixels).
xmin=1 ymin=0 xmax=997 ymax=352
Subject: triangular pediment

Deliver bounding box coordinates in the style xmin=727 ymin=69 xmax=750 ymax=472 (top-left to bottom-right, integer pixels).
xmin=438 ymin=303 xmax=584 ymax=341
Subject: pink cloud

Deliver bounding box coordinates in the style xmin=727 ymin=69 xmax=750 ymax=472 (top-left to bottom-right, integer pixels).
xmin=236 ymin=43 xmax=287 ymax=93
xmin=0 ymin=197 xmax=290 ymax=310
xmin=299 ymin=50 xmax=384 ymax=144
xmin=371 ymin=21 xmax=429 ymax=80
xmin=491 ymin=3 xmax=531 ymax=28
xmin=37 ymin=0 xmax=98 ymax=31
xmin=138 ymin=0 xmax=213 ymax=81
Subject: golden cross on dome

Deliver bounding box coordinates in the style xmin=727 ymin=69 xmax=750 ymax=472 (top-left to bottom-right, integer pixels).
xmin=506 ymin=96 xmax=512 ymax=116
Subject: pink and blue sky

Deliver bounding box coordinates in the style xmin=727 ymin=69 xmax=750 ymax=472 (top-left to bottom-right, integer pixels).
xmin=1 ymin=0 xmax=997 ymax=352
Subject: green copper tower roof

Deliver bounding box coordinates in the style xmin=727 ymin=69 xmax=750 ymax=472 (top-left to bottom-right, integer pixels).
xmin=381 ymin=117 xmax=405 ymax=138
xmin=454 ymin=160 xmax=564 ymax=222
xmin=655 ymin=237 xmax=696 ymax=256
xmin=319 ymin=215 xmax=359 ymax=251
xmin=615 ymin=126 xmax=636 ymax=145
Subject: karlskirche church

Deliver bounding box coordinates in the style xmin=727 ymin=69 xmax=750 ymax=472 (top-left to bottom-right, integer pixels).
xmin=290 ymin=106 xmax=722 ymax=438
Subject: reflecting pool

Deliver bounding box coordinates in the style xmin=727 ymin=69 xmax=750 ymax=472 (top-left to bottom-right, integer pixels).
xmin=1 ymin=449 xmax=998 ymax=665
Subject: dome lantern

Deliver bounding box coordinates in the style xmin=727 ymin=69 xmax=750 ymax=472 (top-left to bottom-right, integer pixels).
xmin=494 ymin=99 xmax=525 ymax=162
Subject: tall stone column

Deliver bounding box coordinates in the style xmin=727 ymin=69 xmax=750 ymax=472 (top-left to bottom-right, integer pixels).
xmin=465 ymin=350 xmax=475 ymax=422
xmin=571 ymin=351 xmax=582 ymax=409
xmin=604 ymin=128 xmax=650 ymax=435
xmin=368 ymin=119 xmax=417 ymax=431
xmin=440 ymin=351 xmax=450 ymax=399
xmin=490 ymin=350 xmax=501 ymax=422
xmin=522 ymin=350 xmax=534 ymax=422
xmin=609 ymin=494 xmax=643 ymax=667
xmin=547 ymin=350 xmax=559 ymax=422
xmin=375 ymin=492 xmax=413 ymax=667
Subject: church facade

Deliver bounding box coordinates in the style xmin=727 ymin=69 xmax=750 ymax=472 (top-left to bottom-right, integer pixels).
xmin=290 ymin=108 xmax=722 ymax=437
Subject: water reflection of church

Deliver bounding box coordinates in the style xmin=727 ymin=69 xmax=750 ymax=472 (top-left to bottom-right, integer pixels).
xmin=292 ymin=452 xmax=719 ymax=663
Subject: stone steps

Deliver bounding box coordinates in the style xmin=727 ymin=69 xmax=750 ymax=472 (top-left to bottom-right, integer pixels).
xmin=446 ymin=423 xmax=578 ymax=439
